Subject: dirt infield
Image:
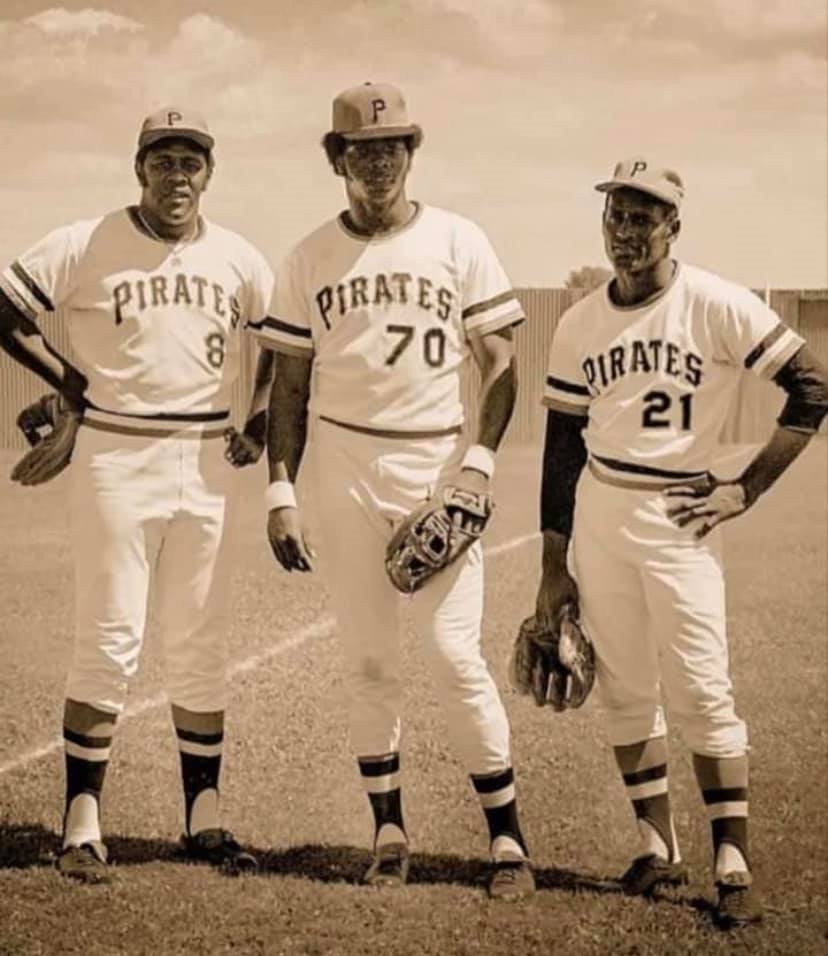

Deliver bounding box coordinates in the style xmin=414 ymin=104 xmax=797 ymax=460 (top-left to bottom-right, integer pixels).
xmin=0 ymin=442 xmax=825 ymax=955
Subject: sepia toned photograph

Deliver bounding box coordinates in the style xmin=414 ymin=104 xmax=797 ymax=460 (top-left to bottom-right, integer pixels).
xmin=0 ymin=2 xmax=825 ymax=953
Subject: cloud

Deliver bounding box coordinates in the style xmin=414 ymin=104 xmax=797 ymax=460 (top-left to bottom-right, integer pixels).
xmin=24 ymin=7 xmax=142 ymax=36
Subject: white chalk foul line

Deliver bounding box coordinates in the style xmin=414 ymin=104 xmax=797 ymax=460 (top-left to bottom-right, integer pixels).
xmin=0 ymin=531 xmax=539 ymax=778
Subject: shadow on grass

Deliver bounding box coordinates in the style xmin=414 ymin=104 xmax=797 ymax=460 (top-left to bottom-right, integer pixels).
xmin=0 ymin=821 xmax=182 ymax=870
xmin=0 ymin=823 xmax=712 ymax=916
xmin=255 ymin=842 xmax=713 ymax=916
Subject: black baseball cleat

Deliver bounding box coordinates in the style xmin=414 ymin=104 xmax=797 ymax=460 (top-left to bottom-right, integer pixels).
xmin=56 ymin=840 xmax=112 ymax=885
xmin=621 ymin=853 xmax=689 ymax=896
xmin=363 ymin=842 xmax=410 ymax=887
xmin=714 ymin=871 xmax=763 ymax=929
xmin=182 ymin=828 xmax=258 ymax=875
xmin=487 ymin=854 xmax=536 ymax=901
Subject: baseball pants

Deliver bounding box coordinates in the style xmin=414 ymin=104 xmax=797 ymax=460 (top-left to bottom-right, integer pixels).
xmin=571 ymin=465 xmax=748 ymax=757
xmin=309 ymin=417 xmax=511 ymax=775
xmin=66 ymin=414 xmax=239 ymax=714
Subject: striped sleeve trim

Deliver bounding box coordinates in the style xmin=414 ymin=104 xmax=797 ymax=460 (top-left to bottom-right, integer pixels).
xmin=0 ymin=272 xmax=39 ymax=321
xmin=546 ymin=374 xmax=589 ymax=396
xmin=466 ymin=307 xmax=525 ymax=338
xmin=247 ymin=314 xmax=314 ymax=354
xmin=461 ymin=289 xmax=516 ymax=320
xmin=542 ymin=373 xmax=591 ymax=415
xmin=541 ymin=396 xmax=590 ymax=417
xmin=10 ymin=261 xmax=54 ymax=311
xmin=745 ymin=322 xmax=805 ymax=379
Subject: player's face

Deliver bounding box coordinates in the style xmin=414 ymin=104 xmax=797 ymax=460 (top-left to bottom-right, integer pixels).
xmin=138 ymin=141 xmax=212 ymax=228
xmin=603 ymin=190 xmax=677 ymax=275
xmin=341 ymin=138 xmax=410 ymax=205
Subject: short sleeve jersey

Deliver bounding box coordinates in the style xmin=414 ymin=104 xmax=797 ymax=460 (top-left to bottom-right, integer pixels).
xmin=249 ymin=204 xmax=524 ymax=432
xmin=0 ymin=207 xmax=273 ymax=415
xmin=542 ymin=263 xmax=804 ymax=476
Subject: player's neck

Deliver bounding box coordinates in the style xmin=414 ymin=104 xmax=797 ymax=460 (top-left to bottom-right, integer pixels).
xmin=136 ymin=203 xmax=200 ymax=243
xmin=612 ymin=258 xmax=677 ymax=307
xmin=345 ymin=195 xmax=415 ymax=237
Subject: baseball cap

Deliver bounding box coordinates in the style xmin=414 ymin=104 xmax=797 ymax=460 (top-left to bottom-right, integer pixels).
xmin=331 ymin=82 xmax=422 ymax=142
xmin=137 ymin=106 xmax=214 ymax=153
xmin=595 ymin=157 xmax=684 ymax=208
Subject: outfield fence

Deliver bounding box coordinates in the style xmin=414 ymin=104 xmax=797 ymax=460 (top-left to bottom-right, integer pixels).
xmin=1 ymin=288 xmax=825 ymax=450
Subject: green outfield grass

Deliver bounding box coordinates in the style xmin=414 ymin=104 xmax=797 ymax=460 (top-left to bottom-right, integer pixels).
xmin=0 ymin=441 xmax=825 ymax=956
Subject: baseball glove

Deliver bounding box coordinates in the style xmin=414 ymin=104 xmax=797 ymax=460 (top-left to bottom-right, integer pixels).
xmin=11 ymin=392 xmax=84 ymax=486
xmin=509 ymin=605 xmax=595 ymax=711
xmin=385 ymin=485 xmax=494 ymax=594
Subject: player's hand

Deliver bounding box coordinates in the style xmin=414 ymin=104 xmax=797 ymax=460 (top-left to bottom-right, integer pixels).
xmin=267 ymin=506 xmax=315 ymax=572
xmin=451 ymin=467 xmax=490 ymax=532
xmin=223 ymin=426 xmax=264 ymax=468
xmin=535 ymin=566 xmax=579 ymax=632
xmin=665 ymin=480 xmax=748 ymax=540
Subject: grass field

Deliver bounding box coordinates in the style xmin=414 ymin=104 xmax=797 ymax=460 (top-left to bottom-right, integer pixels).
xmin=0 ymin=441 xmax=826 ymax=956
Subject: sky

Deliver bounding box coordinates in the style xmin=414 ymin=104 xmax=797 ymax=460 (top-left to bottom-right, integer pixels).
xmin=0 ymin=0 xmax=825 ymax=288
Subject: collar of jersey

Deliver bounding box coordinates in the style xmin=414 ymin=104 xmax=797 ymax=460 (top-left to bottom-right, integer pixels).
xmin=336 ymin=201 xmax=424 ymax=242
xmin=126 ymin=205 xmax=207 ymax=247
xmin=604 ymin=260 xmax=682 ymax=313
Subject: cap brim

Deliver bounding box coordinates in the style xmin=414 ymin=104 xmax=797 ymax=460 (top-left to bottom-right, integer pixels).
xmin=138 ymin=129 xmax=214 ymax=151
xmin=337 ymin=124 xmax=421 ymax=141
xmin=595 ymin=179 xmax=679 ymax=207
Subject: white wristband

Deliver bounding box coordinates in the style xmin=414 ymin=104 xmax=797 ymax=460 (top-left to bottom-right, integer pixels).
xmin=264 ymin=480 xmax=297 ymax=511
xmin=461 ymin=444 xmax=496 ymax=479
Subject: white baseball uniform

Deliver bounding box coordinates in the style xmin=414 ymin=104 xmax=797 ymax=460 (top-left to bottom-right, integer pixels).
xmin=543 ymin=263 xmax=804 ymax=755
xmin=252 ymin=203 xmax=523 ymax=773
xmin=1 ymin=207 xmax=273 ymax=713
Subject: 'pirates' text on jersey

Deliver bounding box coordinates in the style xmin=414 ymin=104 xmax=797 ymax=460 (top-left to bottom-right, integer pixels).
xmin=250 ymin=204 xmax=524 ymax=433
xmin=543 ymin=264 xmax=804 ymax=477
xmin=0 ymin=207 xmax=273 ymax=415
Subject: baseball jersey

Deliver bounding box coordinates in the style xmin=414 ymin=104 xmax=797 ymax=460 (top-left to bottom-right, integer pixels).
xmin=250 ymin=203 xmax=524 ymax=433
xmin=0 ymin=207 xmax=273 ymax=415
xmin=543 ymin=263 xmax=804 ymax=480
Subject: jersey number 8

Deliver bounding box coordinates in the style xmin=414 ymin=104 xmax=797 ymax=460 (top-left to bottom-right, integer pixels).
xmin=205 ymin=332 xmax=226 ymax=370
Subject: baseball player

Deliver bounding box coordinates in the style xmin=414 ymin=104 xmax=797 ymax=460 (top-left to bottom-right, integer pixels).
xmin=535 ymin=158 xmax=828 ymax=928
xmin=249 ymin=82 xmax=535 ymax=900
xmin=0 ymin=107 xmax=274 ymax=882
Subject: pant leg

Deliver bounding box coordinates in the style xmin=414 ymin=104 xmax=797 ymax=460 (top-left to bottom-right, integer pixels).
xmin=641 ymin=518 xmax=747 ymax=757
xmin=311 ymin=423 xmax=403 ymax=757
xmin=409 ymin=541 xmax=512 ymax=775
xmin=154 ymin=438 xmax=240 ymax=713
xmin=571 ymin=469 xmax=666 ymax=746
xmin=67 ymin=427 xmax=168 ymax=714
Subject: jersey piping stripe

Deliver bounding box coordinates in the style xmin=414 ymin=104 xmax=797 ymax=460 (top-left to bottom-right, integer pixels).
xmin=546 ymin=375 xmax=590 ymax=396
xmin=248 ymin=315 xmax=312 ymax=338
xmin=588 ymin=460 xmax=701 ymax=491
xmin=87 ymin=407 xmax=230 ymax=423
xmin=10 ymin=261 xmax=54 ymax=312
xmin=319 ymin=414 xmax=462 ymax=440
xmin=744 ymin=321 xmax=787 ymax=369
xmin=593 ymin=453 xmax=708 ymax=480
xmin=461 ymin=289 xmax=518 ymax=320
xmin=83 ymin=419 xmax=228 ymax=439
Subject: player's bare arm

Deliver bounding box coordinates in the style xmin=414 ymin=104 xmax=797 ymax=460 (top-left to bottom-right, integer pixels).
xmin=224 ymin=347 xmax=275 ymax=467
xmin=536 ymin=409 xmax=587 ymax=627
xmin=462 ymin=326 xmax=517 ymax=497
xmin=0 ymin=289 xmax=87 ymax=405
xmin=666 ymin=345 xmax=828 ymax=538
xmin=265 ymin=350 xmax=314 ymax=572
